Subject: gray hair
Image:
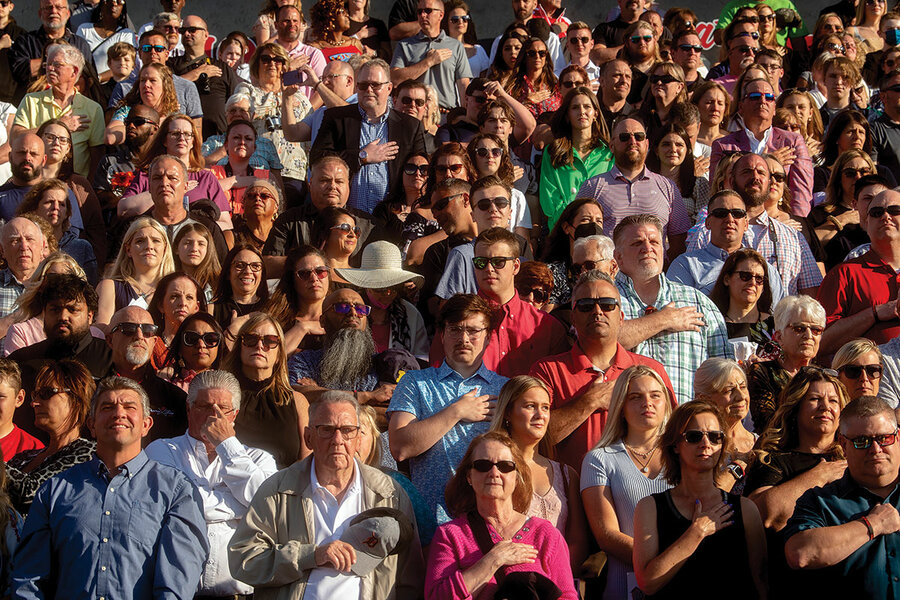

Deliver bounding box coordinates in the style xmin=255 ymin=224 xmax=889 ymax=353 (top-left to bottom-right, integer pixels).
xmin=149 ymin=154 xmax=188 ymax=180
xmin=225 ymin=93 xmax=251 ymax=110
xmin=573 ymin=235 xmax=615 ymax=261
xmin=46 ymin=43 xmax=85 ymax=76
xmin=694 ymin=358 xmax=745 ymax=399
xmin=839 ymin=395 xmax=898 ymax=433
xmin=187 ymin=370 xmax=242 ymax=412
xmin=309 ymin=391 xmax=360 ymax=425
xmin=91 ymin=376 xmax=151 ymax=419
xmin=154 ymin=11 xmax=181 ymax=26
xmin=571 ymin=269 xmax=617 ymax=303
xmin=773 ymin=295 xmax=826 ymax=332
xmin=358 ymin=58 xmax=391 ymax=81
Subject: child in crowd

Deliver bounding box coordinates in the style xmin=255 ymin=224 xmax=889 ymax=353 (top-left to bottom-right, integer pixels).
xmin=0 ymin=360 xmax=42 ymax=462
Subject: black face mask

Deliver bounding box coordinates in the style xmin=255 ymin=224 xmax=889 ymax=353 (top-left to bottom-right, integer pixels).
xmin=573 ymin=222 xmax=604 ymax=239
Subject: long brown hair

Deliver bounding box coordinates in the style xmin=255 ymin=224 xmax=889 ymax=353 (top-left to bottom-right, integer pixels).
xmin=505 ymin=37 xmax=558 ymax=100
xmin=136 ymin=113 xmax=205 ymax=172
xmin=221 ymin=311 xmax=294 ymax=404
xmin=173 ymin=222 xmax=222 ymax=292
xmin=119 ymin=63 xmax=179 ymax=119
xmin=547 ymin=86 xmax=610 ymax=169
xmin=659 ymin=401 xmax=730 ymax=486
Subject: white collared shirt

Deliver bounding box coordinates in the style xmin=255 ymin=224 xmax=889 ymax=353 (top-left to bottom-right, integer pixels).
xmin=742 ymin=123 xmax=772 ymax=155
xmin=307 ymin=458 xmax=365 ymax=598
xmin=145 ymin=432 xmax=277 ymax=595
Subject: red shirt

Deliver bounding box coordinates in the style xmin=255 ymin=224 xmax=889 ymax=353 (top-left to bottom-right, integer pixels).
xmin=530 ymin=343 xmax=675 ymax=471
xmin=0 ymin=425 xmax=43 ymax=462
xmin=430 ymin=293 xmax=571 ymax=377
xmin=817 ymin=250 xmax=900 ymax=345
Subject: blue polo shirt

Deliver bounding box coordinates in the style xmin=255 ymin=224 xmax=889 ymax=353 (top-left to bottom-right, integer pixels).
xmin=784 ymin=471 xmax=900 ymax=599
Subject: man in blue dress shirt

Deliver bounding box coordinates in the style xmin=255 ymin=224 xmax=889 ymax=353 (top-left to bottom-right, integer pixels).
xmin=12 ymin=376 xmax=208 ymax=600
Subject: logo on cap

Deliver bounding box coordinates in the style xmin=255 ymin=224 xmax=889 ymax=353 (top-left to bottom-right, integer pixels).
xmin=363 ymin=534 xmax=379 ymax=548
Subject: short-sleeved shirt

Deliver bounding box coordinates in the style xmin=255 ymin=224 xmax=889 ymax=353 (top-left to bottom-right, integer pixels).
xmin=870 ymin=114 xmax=900 ymax=193
xmin=666 ymin=243 xmax=785 ymax=304
xmin=391 ymin=31 xmax=472 ymax=110
xmin=716 ymin=0 xmax=807 ymax=46
xmin=592 ymin=17 xmax=633 ymax=48
xmin=14 ymin=89 xmax=104 ymax=177
xmin=0 ymin=425 xmax=42 ymax=463
xmin=386 ymin=362 xmax=508 ymax=524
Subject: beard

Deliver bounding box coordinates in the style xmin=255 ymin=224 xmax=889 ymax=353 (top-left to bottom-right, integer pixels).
xmin=736 ymin=183 xmax=768 ymax=209
xmin=319 ymin=327 xmax=376 ymax=389
xmin=47 ymin=324 xmax=90 ymax=353
xmin=11 ymin=161 xmax=39 ymax=182
xmin=124 ymin=342 xmax=151 ymax=367
xmin=615 ymin=147 xmax=646 ymax=170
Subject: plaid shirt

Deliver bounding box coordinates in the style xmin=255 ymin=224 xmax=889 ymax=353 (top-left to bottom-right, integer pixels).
xmin=687 ymin=208 xmax=823 ymax=294
xmin=0 ymin=268 xmax=24 ymax=318
xmin=616 ymin=272 xmax=732 ymax=403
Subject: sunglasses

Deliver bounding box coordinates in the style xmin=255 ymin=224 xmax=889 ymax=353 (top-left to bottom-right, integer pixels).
xmin=770 ymin=172 xmax=786 ymax=183
xmin=357 ymin=80 xmax=389 ymax=91
xmin=232 ymin=260 xmax=262 ymax=272
xmin=296 ymin=266 xmax=330 ymax=280
xmin=677 ymin=43 xmax=703 ymax=53
xmin=179 ymin=26 xmax=206 ymax=34
xmin=569 ymin=36 xmax=591 ymax=45
xmin=34 ymin=387 xmax=72 ymax=401
xmin=472 ymin=459 xmax=516 ymax=473
xmin=573 ymin=260 xmax=603 ymax=273
xmin=842 ymin=430 xmax=898 ymax=449
xmin=518 ymin=287 xmax=548 ymax=303
xmin=826 ymin=43 xmax=846 ymax=53
xmin=435 ymin=163 xmax=464 ymax=175
xmin=125 ymin=116 xmax=157 ymax=127
xmin=650 ymin=74 xmax=679 ymax=85
xmin=449 ymin=14 xmax=471 ymax=23
xmin=330 ymin=302 xmax=372 ymax=316
xmin=432 ymin=191 xmax=464 ymax=212
xmin=240 ymin=333 xmax=280 ymax=349
xmin=473 ymin=256 xmax=516 ymax=270
xmin=759 ymin=13 xmax=776 ymax=21
xmin=682 ymin=430 xmax=726 ymax=444
xmin=183 ymin=331 xmax=221 ymax=347
xmin=744 ymin=91 xmax=774 ymax=101
xmin=868 ymin=205 xmax=900 ymax=218
xmin=475 ymin=147 xmax=503 ymax=158
xmin=475 ymin=197 xmax=510 ymax=211
xmin=140 ymin=44 xmax=167 ymax=53
xmin=331 ymin=223 xmax=361 ymax=236
xmin=735 ymin=46 xmax=759 ymax=56
xmin=709 ymin=207 xmax=747 ymax=219
xmin=732 ymin=31 xmax=760 ymax=40
xmin=403 ymin=163 xmax=428 ymax=176
xmin=734 ymin=270 xmax=765 ymax=285
xmin=561 ymin=79 xmax=584 ymax=88
xmin=630 ymin=35 xmax=653 ymax=43
xmin=882 ymin=84 xmax=900 ymax=93
xmin=416 ymin=7 xmax=438 ymax=14
xmin=245 ymin=191 xmax=275 ymax=202
xmin=400 ymin=96 xmax=426 ymax=107
xmin=618 ymin=131 xmax=647 ymax=142
xmin=788 ymin=323 xmax=825 ymax=336
xmin=112 ymin=322 xmax=158 ymax=337
xmin=574 ymin=297 xmax=619 ymax=312
xmin=838 ymin=364 xmax=883 ymax=379
xmin=259 ymin=55 xmax=286 ymax=65
xmin=526 ymin=49 xmax=548 ymax=58
xmin=842 ymin=167 xmax=872 ymax=178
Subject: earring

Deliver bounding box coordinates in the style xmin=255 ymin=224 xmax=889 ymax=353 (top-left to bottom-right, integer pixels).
xmin=503 ymin=420 xmax=509 ymax=429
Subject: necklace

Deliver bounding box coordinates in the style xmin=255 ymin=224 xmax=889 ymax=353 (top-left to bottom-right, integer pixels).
xmin=624 ymin=443 xmax=657 ymax=474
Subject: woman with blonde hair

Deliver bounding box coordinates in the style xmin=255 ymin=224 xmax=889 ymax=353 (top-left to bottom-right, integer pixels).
xmin=489 ymin=375 xmax=588 ymax=570
xmin=832 ymin=338 xmax=883 ymax=400
xmin=581 ymin=365 xmax=674 ymax=600
xmin=691 ymin=81 xmax=730 ymax=150
xmin=105 ymin=63 xmax=180 ymax=145
xmin=96 ymin=216 xmax=175 ymax=326
xmin=777 ymin=89 xmax=824 ymax=156
xmin=638 ymin=61 xmax=688 ymax=137
xmin=850 ymin=0 xmax=886 ymax=52
xmin=222 ymin=312 xmax=309 ymax=469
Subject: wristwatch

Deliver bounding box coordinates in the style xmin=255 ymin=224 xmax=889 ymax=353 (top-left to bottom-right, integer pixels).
xmin=359 ymin=149 xmax=367 ymax=164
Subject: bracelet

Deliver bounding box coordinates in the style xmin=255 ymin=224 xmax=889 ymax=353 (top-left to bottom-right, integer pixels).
xmin=861 ymin=516 xmax=875 ymax=541
xmin=873 ymin=305 xmax=882 ymax=323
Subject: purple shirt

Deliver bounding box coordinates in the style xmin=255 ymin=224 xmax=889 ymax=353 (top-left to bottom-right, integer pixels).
xmin=124 ymin=168 xmax=230 ymax=214
xmin=576 ymin=165 xmax=691 ymax=239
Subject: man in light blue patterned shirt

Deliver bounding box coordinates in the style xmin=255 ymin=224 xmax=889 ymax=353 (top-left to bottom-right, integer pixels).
xmin=613 ymin=214 xmax=732 ymax=403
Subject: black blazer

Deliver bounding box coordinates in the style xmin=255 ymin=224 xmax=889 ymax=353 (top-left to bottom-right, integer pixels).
xmin=311 ymin=104 xmax=427 ymax=184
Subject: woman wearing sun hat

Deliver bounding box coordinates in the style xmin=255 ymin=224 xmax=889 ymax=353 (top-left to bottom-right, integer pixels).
xmin=335 ymin=241 xmax=429 ymax=362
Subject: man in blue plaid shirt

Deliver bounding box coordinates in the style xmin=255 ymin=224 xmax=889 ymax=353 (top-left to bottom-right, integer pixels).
xmin=613 ymin=214 xmax=732 ymax=403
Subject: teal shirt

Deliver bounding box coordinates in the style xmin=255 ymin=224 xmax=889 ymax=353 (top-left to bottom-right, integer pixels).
xmin=539 ymin=144 xmax=613 ymax=229
xmin=715 ymin=0 xmax=808 ymax=46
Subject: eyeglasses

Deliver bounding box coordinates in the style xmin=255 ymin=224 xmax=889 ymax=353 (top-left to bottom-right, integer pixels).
xmin=314 ymin=424 xmax=361 ymax=439
xmin=111 ymin=322 xmax=158 ymax=337
xmin=825 ymin=43 xmax=846 ymax=53
xmin=744 ymin=91 xmax=774 ymax=101
xmin=41 ymin=133 xmax=70 ymax=146
xmin=416 ymin=7 xmax=438 ymax=15
xmin=125 ymin=116 xmax=157 ymax=127
xmin=630 ymin=35 xmax=653 ymax=43
xmin=475 ymin=197 xmax=510 ymax=211
xmin=140 ymin=44 xmax=167 ymax=53
xmin=432 ymin=192 xmax=464 ymax=212
xmin=709 ymin=207 xmax=747 ymax=219
xmin=472 ymin=459 xmax=516 ymax=473
xmin=569 ymin=36 xmax=591 ymax=45
xmin=435 ymin=163 xmax=464 ymax=175
xmin=475 ymin=147 xmax=503 ymax=158
xmin=168 ymin=130 xmax=194 ymax=140
xmin=733 ymin=270 xmax=765 ymax=285
xmin=788 ymin=323 xmax=825 ymax=336
xmin=682 ymin=430 xmax=726 ymax=444
xmin=770 ymin=172 xmax=787 ymax=183
xmin=403 ymin=163 xmax=429 ymax=176
xmin=473 ymin=256 xmax=516 ymax=270
xmin=868 ymin=205 xmax=900 ymax=218
xmin=322 ymin=73 xmax=351 ymax=82
xmin=330 ymin=302 xmax=372 ymax=316
xmin=240 ymin=333 xmax=281 ymax=349
xmin=445 ymin=325 xmax=488 ymax=339
xmin=573 ymin=260 xmax=603 ymax=273
xmin=357 ymin=80 xmax=389 ymax=91
xmin=183 ymin=331 xmax=221 ymax=347
xmin=574 ymin=297 xmax=619 ymax=313
xmin=518 ymin=287 xmax=548 ymax=303
xmin=842 ymin=429 xmax=898 ymax=450
xmin=677 ymin=43 xmax=703 ymax=53
xmin=526 ymin=49 xmax=548 ymax=58
xmin=838 ymin=364 xmax=883 ymax=379
xmin=400 ymin=96 xmax=426 ymax=107
xmin=232 ymin=261 xmax=262 ymax=273
xmin=650 ymin=74 xmax=679 ymax=85
xmin=331 ymin=223 xmax=361 ymax=236
xmin=259 ymin=55 xmax=286 ymax=65
xmin=34 ymin=387 xmax=72 ymax=401
xmin=618 ymin=131 xmax=647 ymax=142
xmin=560 ymin=79 xmax=584 ymax=88
xmin=296 ymin=266 xmax=330 ymax=281
xmin=179 ymin=26 xmax=206 ymax=34
xmin=449 ymin=14 xmax=471 ymax=24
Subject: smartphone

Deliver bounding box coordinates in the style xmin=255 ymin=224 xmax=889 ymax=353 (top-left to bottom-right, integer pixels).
xmin=282 ymin=68 xmax=306 ymax=86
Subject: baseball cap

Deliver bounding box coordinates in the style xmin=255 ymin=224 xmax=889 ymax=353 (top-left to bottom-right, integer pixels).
xmin=340 ymin=507 xmax=415 ymax=577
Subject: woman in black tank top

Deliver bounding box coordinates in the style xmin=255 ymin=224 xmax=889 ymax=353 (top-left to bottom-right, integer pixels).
xmin=632 ymin=401 xmax=768 ymax=599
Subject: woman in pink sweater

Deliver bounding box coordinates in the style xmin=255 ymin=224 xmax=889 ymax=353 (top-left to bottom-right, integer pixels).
xmin=425 ymin=431 xmax=578 ymax=600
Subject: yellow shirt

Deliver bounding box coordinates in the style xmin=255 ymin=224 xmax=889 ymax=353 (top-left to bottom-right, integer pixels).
xmin=13 ymin=89 xmax=104 ymax=177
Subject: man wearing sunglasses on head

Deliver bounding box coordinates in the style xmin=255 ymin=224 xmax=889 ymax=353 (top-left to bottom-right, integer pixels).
xmin=103 ymin=306 xmax=188 ymax=443
xmin=710 ymin=77 xmax=815 ymax=216
xmin=785 ymin=396 xmax=900 ymax=598
xmin=818 ymin=189 xmax=900 ymax=356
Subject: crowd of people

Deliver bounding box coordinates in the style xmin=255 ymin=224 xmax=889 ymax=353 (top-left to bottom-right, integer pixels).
xmin=0 ymin=0 xmax=896 ymax=597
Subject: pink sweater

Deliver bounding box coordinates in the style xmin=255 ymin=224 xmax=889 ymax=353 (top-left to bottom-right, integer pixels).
xmin=425 ymin=515 xmax=578 ymax=600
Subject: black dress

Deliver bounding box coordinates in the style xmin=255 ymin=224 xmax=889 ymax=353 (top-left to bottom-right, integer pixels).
xmin=233 ymin=373 xmax=301 ymax=470
xmin=647 ymin=489 xmax=756 ymax=599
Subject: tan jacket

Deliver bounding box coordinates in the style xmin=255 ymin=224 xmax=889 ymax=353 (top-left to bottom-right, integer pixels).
xmin=228 ymin=457 xmax=424 ymax=600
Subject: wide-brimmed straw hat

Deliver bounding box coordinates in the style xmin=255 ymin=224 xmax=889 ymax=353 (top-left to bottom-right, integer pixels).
xmin=334 ymin=241 xmax=424 ymax=289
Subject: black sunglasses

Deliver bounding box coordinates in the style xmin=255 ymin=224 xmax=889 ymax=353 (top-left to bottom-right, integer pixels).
xmin=179 ymin=26 xmax=206 ymax=34
xmin=770 ymin=172 xmax=786 ymax=183
xmin=240 ymin=333 xmax=280 ymax=349
xmin=650 ymin=74 xmax=679 ymax=85
xmin=473 ymin=256 xmax=516 ymax=270
xmin=868 ymin=205 xmax=900 ymax=218
xmin=682 ymin=430 xmax=726 ymax=444
xmin=709 ymin=207 xmax=747 ymax=219
xmin=618 ymin=131 xmax=647 ymax=142
xmin=677 ymin=43 xmax=703 ymax=53
xmin=432 ymin=192 xmax=465 ymax=212
xmin=331 ymin=223 xmax=361 ymax=236
xmin=400 ymin=96 xmax=426 ymax=107
xmin=518 ymin=287 xmax=548 ymax=303
xmin=475 ymin=197 xmax=510 ymax=211
xmin=573 ymin=260 xmax=603 ymax=273
xmin=112 ymin=322 xmax=158 ymax=337
xmin=125 ymin=116 xmax=157 ymax=127
xmin=734 ymin=270 xmax=765 ymax=285
xmin=574 ymin=297 xmax=619 ymax=312
xmin=183 ymin=331 xmax=221 ymax=347
xmin=526 ymin=49 xmax=548 ymax=58
xmin=403 ymin=163 xmax=428 ymax=176
xmin=838 ymin=364 xmax=883 ymax=379
xmin=471 ymin=459 xmax=516 ymax=473
xmin=34 ymin=387 xmax=72 ymax=401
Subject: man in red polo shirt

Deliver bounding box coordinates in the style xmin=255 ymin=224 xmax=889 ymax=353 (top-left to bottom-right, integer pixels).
xmin=818 ymin=188 xmax=900 ymax=355
xmin=530 ymin=270 xmax=674 ymax=470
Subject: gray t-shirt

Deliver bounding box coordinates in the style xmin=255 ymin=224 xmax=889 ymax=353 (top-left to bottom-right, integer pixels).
xmin=390 ymin=31 xmax=472 ymax=109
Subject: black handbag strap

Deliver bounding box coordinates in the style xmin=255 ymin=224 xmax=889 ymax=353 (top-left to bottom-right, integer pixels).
xmin=467 ymin=511 xmax=507 ymax=584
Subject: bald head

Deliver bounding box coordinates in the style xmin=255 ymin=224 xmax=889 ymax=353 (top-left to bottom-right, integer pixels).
xmin=321 ymin=288 xmax=368 ymax=333
xmin=866 ymin=188 xmax=900 ymax=242
xmin=322 ymin=59 xmax=354 ymax=100
xmin=107 ymin=306 xmax=157 ymax=369
xmin=1 ymin=217 xmax=48 ymax=281
xmin=109 ymin=306 xmax=155 ymax=330
xmin=10 ymin=134 xmax=46 ymax=186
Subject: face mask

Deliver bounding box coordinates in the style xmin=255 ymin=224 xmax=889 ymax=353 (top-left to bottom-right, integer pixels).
xmin=366 ymin=289 xmax=393 ymax=310
xmin=573 ymin=222 xmax=604 ymax=239
xmin=886 ymin=28 xmax=900 ymax=47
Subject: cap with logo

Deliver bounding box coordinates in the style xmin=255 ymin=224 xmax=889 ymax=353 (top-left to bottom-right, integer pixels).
xmin=339 ymin=506 xmax=415 ymax=577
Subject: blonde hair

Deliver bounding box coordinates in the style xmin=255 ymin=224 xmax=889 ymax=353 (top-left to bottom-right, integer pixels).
xmin=358 ymin=404 xmax=382 ymax=466
xmin=595 ymin=365 xmax=673 ymax=448
xmin=832 ymin=338 xmax=882 ymax=370
xmin=489 ymin=375 xmax=554 ymax=458
xmin=221 ymin=312 xmax=294 ymax=404
xmin=105 ymin=217 xmax=175 ymax=288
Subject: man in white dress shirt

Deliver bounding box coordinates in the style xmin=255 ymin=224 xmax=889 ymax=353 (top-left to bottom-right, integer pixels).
xmin=146 ymin=370 xmax=278 ymax=599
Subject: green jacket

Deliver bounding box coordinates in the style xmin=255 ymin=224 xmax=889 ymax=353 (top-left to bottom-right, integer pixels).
xmin=539 ymin=144 xmax=613 ymax=229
